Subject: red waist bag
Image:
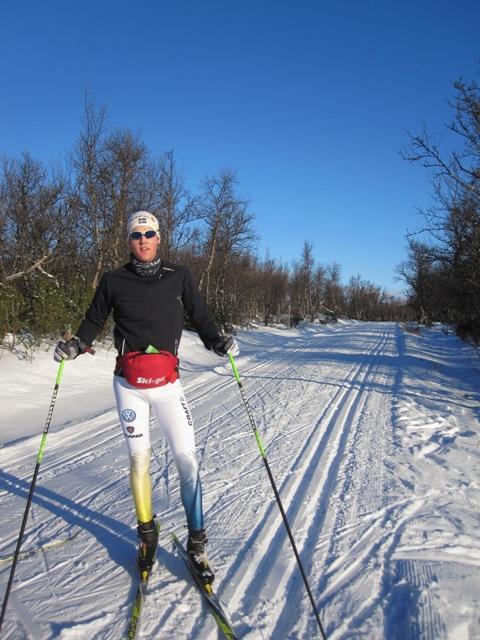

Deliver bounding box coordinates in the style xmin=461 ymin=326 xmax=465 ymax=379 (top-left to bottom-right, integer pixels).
xmin=118 ymin=350 xmax=179 ymax=388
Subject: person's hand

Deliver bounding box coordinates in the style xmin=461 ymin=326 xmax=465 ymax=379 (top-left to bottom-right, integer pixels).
xmin=54 ymin=338 xmax=87 ymax=362
xmin=210 ymin=335 xmax=239 ymax=357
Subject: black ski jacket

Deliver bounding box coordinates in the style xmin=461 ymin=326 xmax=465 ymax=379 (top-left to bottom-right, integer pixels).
xmin=76 ymin=261 xmax=222 ymax=357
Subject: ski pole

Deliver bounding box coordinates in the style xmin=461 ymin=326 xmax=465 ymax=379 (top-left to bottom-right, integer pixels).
xmin=228 ymin=353 xmax=327 ymax=640
xmin=0 ymin=360 xmax=66 ymax=633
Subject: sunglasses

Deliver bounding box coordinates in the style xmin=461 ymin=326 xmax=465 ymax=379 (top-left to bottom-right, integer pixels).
xmin=129 ymin=230 xmax=157 ymax=240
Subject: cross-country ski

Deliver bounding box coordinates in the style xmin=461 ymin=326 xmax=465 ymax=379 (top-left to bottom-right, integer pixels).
xmin=172 ymin=532 xmax=238 ymax=639
xmin=126 ymin=521 xmax=161 ymax=639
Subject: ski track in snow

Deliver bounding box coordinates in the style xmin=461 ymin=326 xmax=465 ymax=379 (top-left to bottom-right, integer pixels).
xmin=1 ymin=322 xmax=479 ymax=639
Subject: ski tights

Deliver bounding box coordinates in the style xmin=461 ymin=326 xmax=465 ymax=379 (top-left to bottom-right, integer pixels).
xmin=113 ymin=376 xmax=203 ymax=530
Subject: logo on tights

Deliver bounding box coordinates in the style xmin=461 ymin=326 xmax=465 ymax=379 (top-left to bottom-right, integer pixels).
xmin=179 ymin=396 xmax=193 ymax=426
xmin=122 ymin=409 xmax=136 ymax=422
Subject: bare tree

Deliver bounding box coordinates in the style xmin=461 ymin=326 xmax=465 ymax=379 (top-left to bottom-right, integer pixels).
xmin=289 ymin=241 xmax=316 ymax=321
xmin=312 ymin=265 xmax=328 ymax=319
xmin=0 ymin=153 xmax=65 ymax=282
xmin=346 ymin=274 xmax=385 ymax=321
xmin=257 ymin=253 xmax=288 ymax=325
xmin=197 ymin=170 xmax=255 ymax=326
xmin=155 ymin=150 xmax=200 ymax=261
xmin=198 ymin=170 xmax=236 ymax=300
xmin=400 ymin=72 xmax=480 ymax=339
xmin=324 ymin=262 xmax=344 ymax=319
xmin=70 ymin=98 xmax=158 ymax=287
xmin=215 ymin=199 xmax=256 ymax=326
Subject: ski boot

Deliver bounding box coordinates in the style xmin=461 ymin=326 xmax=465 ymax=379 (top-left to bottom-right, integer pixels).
xmin=137 ymin=517 xmax=159 ymax=576
xmin=187 ymin=528 xmax=215 ymax=586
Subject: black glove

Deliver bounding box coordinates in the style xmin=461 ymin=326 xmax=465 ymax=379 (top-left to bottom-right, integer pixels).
xmin=54 ymin=338 xmax=88 ymax=362
xmin=210 ymin=335 xmax=239 ymax=357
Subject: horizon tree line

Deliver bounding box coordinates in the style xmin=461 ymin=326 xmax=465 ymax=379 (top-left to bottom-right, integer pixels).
xmin=0 ymin=96 xmax=422 ymax=346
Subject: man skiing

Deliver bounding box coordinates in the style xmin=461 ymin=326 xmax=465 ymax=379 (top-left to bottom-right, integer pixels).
xmin=54 ymin=210 xmax=239 ymax=584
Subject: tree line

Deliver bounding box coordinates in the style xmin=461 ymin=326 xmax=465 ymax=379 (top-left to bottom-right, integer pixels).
xmin=399 ymin=71 xmax=480 ymax=343
xmin=1 ymin=97 xmax=416 ymax=346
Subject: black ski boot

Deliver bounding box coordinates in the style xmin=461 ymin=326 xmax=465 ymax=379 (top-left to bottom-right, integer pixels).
xmin=137 ymin=518 xmax=159 ymax=574
xmin=187 ymin=528 xmax=215 ymax=585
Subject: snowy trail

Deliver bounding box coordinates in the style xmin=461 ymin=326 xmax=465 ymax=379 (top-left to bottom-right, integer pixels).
xmin=222 ymin=326 xmax=395 ymax=637
xmin=0 ymin=322 xmax=479 ymax=639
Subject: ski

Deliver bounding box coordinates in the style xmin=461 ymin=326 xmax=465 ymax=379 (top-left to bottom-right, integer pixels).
xmin=126 ymin=568 xmax=152 ymax=639
xmin=126 ymin=523 xmax=160 ymax=639
xmin=0 ymin=530 xmax=80 ymax=564
xmin=172 ymin=533 xmax=238 ymax=640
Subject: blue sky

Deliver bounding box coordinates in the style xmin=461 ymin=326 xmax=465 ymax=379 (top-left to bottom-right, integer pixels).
xmin=1 ymin=1 xmax=479 ymax=293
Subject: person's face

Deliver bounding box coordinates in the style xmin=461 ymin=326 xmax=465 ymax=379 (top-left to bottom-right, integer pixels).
xmin=128 ymin=225 xmax=160 ymax=263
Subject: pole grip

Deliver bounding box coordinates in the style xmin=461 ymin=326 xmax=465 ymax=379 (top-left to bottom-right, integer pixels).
xmin=55 ymin=359 xmax=65 ymax=385
xmin=228 ymin=352 xmax=241 ymax=384
xmin=38 ymin=360 xmax=64 ymax=464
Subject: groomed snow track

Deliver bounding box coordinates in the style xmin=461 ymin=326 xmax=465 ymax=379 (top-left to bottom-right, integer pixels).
xmin=0 ymin=322 xmax=479 ymax=639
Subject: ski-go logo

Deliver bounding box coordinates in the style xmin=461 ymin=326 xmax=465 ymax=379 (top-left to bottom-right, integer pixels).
xmin=136 ymin=376 xmax=166 ymax=385
xmin=122 ymin=409 xmax=136 ymax=422
xmin=126 ymin=426 xmax=135 ymax=434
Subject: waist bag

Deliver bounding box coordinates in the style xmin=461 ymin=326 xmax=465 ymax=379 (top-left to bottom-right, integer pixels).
xmin=118 ymin=350 xmax=179 ymax=388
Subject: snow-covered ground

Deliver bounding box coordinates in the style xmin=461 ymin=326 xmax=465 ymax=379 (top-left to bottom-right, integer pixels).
xmin=0 ymin=321 xmax=479 ymax=640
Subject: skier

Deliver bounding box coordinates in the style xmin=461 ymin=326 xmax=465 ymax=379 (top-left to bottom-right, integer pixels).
xmin=54 ymin=211 xmax=239 ymax=584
